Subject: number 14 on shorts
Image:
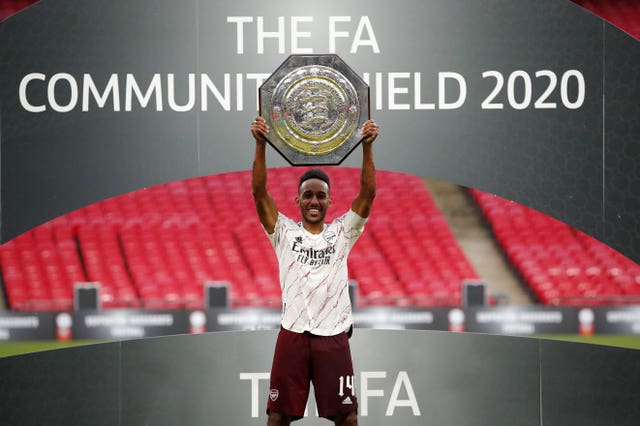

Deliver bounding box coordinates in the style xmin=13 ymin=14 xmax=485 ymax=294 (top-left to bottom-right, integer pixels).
xmin=338 ymin=375 xmax=355 ymax=397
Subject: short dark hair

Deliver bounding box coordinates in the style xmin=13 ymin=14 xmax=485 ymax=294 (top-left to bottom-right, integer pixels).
xmin=298 ymin=168 xmax=330 ymax=190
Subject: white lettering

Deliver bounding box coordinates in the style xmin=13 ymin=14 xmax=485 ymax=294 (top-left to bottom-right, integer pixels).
xmin=218 ymin=313 xmax=261 ymax=326
xmin=239 ymin=372 xmax=271 ymax=418
xmin=291 ymin=16 xmax=313 ymax=54
xmin=507 ymin=70 xmax=532 ymax=110
xmin=0 ymin=316 xmax=40 ymax=328
xmin=607 ymin=310 xmax=640 ymax=323
xmin=414 ymin=72 xmax=435 ymax=110
xmin=201 ymin=73 xmax=231 ymax=111
xmin=389 ymin=311 xmax=434 ymax=324
xmin=375 ymin=72 xmax=383 ymax=110
xmin=18 ymin=69 xmax=584 ymax=113
xmin=561 ymin=69 xmax=585 ymax=109
xmin=534 ymin=70 xmax=558 ymax=109
xmin=439 ymin=72 xmax=466 ymax=109
xmin=360 ymin=371 xmax=386 ymax=416
xmin=125 ymin=73 xmax=162 ymax=111
xmin=386 ymin=371 xmax=421 ymax=416
xmin=329 ymin=16 xmax=351 ymax=53
xmin=477 ymin=310 xmax=563 ymax=324
xmin=83 ymin=74 xmax=120 ymax=111
xmin=388 ymin=72 xmax=410 ymax=110
xmin=368 ymin=72 xmax=468 ymax=111
xmin=351 ymin=16 xmax=379 ymax=53
xmin=110 ymin=326 xmax=145 ymax=338
xmin=84 ymin=314 xmax=173 ymax=327
xmin=168 ymin=73 xmax=196 ymax=112
xmin=48 ymin=73 xmax=78 ymax=112
xmin=519 ymin=311 xmax=563 ymax=323
xmin=19 ymin=73 xmax=46 ymax=112
xmin=236 ymin=72 xmax=243 ymax=111
xmin=257 ymin=16 xmax=285 ymax=54
xmin=86 ymin=316 xmax=127 ymax=327
xmin=502 ymin=323 xmax=536 ymax=334
xmin=363 ymin=73 xmax=380 ymax=110
xmin=128 ymin=314 xmax=174 ymax=326
xmin=227 ymin=16 xmax=253 ymax=54
xmin=482 ymin=70 xmax=585 ymax=110
xmin=240 ymin=370 xmax=422 ymax=418
xmin=338 ymin=375 xmax=355 ymax=397
xmin=246 ymin=73 xmax=270 ymax=111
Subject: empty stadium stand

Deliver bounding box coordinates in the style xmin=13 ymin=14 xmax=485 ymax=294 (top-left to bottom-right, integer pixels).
xmin=573 ymin=0 xmax=640 ymax=39
xmin=470 ymin=189 xmax=640 ymax=305
xmin=5 ymin=174 xmax=637 ymax=311
xmin=1 ymin=0 xmax=639 ymax=312
xmin=0 ymin=169 xmax=478 ymax=310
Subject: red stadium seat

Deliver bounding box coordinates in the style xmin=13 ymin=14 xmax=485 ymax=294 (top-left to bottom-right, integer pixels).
xmin=470 ymin=189 xmax=640 ymax=306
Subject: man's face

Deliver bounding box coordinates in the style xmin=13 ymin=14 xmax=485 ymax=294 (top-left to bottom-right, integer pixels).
xmin=296 ymin=178 xmax=331 ymax=225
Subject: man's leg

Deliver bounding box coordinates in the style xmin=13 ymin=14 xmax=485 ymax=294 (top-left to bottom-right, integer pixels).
xmin=310 ymin=333 xmax=358 ymax=423
xmin=267 ymin=329 xmax=311 ymax=422
xmin=334 ymin=412 xmax=358 ymax=426
xmin=267 ymin=412 xmax=292 ymax=426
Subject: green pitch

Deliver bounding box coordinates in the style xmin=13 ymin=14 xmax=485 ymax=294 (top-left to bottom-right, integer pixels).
xmin=0 ymin=340 xmax=105 ymax=358
xmin=0 ymin=335 xmax=639 ymax=358
xmin=534 ymin=334 xmax=640 ymax=350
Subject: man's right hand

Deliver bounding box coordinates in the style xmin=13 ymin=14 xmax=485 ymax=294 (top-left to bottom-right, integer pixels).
xmin=251 ymin=116 xmax=278 ymax=234
xmin=251 ymin=116 xmax=269 ymax=142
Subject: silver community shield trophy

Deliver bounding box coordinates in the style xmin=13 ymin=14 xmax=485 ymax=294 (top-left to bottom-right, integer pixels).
xmin=259 ymin=54 xmax=370 ymax=166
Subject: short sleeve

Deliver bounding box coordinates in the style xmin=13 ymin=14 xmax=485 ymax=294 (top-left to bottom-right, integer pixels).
xmin=344 ymin=209 xmax=368 ymax=233
xmin=266 ymin=212 xmax=292 ymax=248
xmin=337 ymin=210 xmax=368 ymax=250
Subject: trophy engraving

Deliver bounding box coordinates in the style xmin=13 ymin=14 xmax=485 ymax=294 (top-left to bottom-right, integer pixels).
xmin=260 ymin=55 xmax=370 ymax=165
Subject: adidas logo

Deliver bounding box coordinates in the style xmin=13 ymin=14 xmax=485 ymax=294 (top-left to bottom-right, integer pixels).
xmin=342 ymin=396 xmax=353 ymax=405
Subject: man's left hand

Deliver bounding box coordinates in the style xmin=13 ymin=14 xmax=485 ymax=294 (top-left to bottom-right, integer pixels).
xmin=361 ymin=120 xmax=379 ymax=145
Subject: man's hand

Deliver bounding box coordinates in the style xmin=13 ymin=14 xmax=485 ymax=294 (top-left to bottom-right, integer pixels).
xmin=251 ymin=115 xmax=277 ymax=234
xmin=251 ymin=116 xmax=269 ymax=142
xmin=361 ymin=119 xmax=379 ymax=145
xmin=351 ymin=119 xmax=377 ymax=218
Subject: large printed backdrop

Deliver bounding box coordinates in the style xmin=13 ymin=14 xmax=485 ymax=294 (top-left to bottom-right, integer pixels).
xmin=0 ymin=0 xmax=639 ymax=263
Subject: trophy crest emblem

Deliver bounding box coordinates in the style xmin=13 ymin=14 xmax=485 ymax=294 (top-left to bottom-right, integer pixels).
xmin=259 ymin=54 xmax=370 ymax=165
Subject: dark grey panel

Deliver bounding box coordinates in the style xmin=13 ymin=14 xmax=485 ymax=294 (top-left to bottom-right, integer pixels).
xmin=120 ymin=331 xmax=275 ymax=425
xmin=352 ymin=331 xmax=540 ymax=426
xmin=1 ymin=0 xmax=200 ymax=238
xmin=0 ymin=331 xmax=639 ymax=425
xmin=604 ymin=25 xmax=640 ymax=263
xmin=0 ymin=342 xmax=121 ymax=426
xmin=359 ymin=1 xmax=603 ymax=232
xmin=540 ymin=339 xmax=640 ymax=426
xmin=1 ymin=0 xmax=639 ymax=266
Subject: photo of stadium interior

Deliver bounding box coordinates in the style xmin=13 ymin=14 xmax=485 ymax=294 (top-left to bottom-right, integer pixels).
xmin=0 ymin=0 xmax=639 ymax=354
xmin=1 ymin=168 xmax=639 ymax=312
xmin=1 ymin=2 xmax=639 ymax=425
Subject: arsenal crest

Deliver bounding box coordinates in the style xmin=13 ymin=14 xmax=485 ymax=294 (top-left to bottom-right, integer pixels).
xmin=269 ymin=389 xmax=279 ymax=401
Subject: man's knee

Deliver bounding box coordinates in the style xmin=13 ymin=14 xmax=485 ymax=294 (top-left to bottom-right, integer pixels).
xmin=267 ymin=411 xmax=292 ymax=426
xmin=335 ymin=412 xmax=358 ymax=426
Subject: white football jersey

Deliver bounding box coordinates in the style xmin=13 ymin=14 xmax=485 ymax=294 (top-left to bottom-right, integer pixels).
xmin=267 ymin=209 xmax=367 ymax=336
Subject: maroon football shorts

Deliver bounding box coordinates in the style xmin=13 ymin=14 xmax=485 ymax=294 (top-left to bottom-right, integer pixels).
xmin=267 ymin=327 xmax=358 ymax=421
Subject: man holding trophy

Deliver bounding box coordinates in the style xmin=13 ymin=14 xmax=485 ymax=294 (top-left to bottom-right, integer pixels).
xmin=251 ymin=114 xmax=378 ymax=425
xmin=250 ymin=54 xmax=377 ymax=425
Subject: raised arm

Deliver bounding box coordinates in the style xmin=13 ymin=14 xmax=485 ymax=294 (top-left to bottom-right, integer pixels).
xmin=351 ymin=120 xmax=379 ymax=218
xmin=251 ymin=116 xmax=278 ymax=234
